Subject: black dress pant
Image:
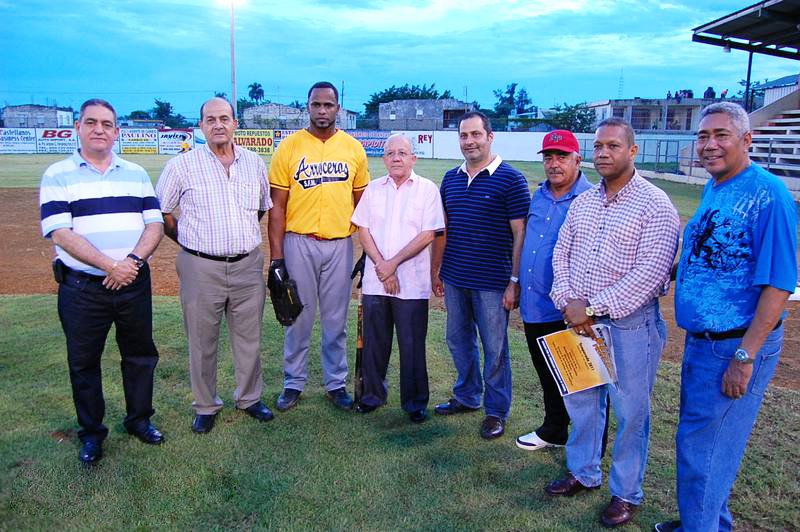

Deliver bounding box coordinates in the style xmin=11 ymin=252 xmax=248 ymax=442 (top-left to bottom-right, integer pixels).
xmin=57 ymin=265 xmax=159 ymax=443
xmin=361 ymin=295 xmax=429 ymax=412
xmin=524 ymin=320 xmax=610 ymax=454
xmin=524 ymin=320 xmax=572 ymax=444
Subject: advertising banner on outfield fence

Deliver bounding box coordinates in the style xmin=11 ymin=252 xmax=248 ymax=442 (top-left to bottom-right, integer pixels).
xmin=350 ymin=130 xmax=390 ymax=157
xmin=0 ymin=128 xmax=37 ymax=153
xmin=193 ymin=128 xmax=206 ymax=146
xmin=120 ymin=128 xmax=158 ymax=154
xmin=158 ymin=129 xmax=194 ymax=154
xmin=273 ymin=129 xmax=298 ymax=150
xmin=234 ymin=129 xmax=273 ymax=155
xmin=393 ymin=131 xmax=434 ymax=158
xmin=37 ymin=128 xmax=77 ymax=154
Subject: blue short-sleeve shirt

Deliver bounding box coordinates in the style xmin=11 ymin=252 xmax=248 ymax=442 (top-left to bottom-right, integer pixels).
xmin=675 ymin=163 xmax=798 ymax=333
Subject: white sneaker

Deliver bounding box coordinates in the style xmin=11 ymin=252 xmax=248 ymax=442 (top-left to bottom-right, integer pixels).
xmin=516 ymin=431 xmax=564 ymax=451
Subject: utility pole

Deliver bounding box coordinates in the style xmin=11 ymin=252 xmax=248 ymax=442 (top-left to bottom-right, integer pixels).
xmin=229 ymin=0 xmax=237 ymax=116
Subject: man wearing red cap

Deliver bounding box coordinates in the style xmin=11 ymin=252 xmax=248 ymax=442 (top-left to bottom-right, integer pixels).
xmin=516 ymin=130 xmax=592 ymax=452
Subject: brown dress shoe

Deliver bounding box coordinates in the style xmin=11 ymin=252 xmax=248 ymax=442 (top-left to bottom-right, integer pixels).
xmin=544 ymin=472 xmax=599 ymax=496
xmin=600 ymin=496 xmax=638 ymax=528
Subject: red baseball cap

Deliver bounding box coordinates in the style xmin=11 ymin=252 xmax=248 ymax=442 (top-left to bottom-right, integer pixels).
xmin=539 ymin=129 xmax=580 ymax=154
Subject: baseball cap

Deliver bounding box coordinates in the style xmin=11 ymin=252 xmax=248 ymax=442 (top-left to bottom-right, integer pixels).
xmin=539 ymin=129 xmax=580 ymax=154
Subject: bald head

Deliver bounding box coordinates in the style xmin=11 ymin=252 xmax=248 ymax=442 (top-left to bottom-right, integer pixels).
xmin=200 ymin=97 xmax=235 ymax=121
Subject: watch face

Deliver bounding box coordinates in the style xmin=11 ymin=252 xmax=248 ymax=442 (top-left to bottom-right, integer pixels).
xmin=734 ymin=349 xmax=750 ymax=362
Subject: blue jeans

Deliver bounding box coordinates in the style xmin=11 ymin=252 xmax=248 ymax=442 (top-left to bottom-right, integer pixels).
xmin=564 ymin=299 xmax=666 ymax=504
xmin=444 ymin=284 xmax=511 ymax=419
xmin=675 ymin=327 xmax=783 ymax=532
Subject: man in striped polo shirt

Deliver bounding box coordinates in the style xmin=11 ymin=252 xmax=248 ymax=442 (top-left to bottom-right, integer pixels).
xmin=40 ymin=99 xmax=165 ymax=465
xmin=156 ymin=97 xmax=274 ymax=434
xmin=431 ymin=111 xmax=530 ymax=439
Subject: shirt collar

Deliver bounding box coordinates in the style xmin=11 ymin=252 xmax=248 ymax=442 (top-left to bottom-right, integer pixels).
xmin=599 ymin=169 xmax=641 ymax=203
xmin=540 ymin=171 xmax=591 ymax=201
xmin=201 ymin=142 xmax=242 ymax=161
xmin=380 ymin=170 xmax=418 ymax=188
xmin=458 ymin=155 xmax=503 ymax=177
xmin=73 ymin=149 xmax=122 ymax=172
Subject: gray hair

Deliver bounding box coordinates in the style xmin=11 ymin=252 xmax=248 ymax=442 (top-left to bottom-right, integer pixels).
xmin=384 ymin=133 xmax=416 ymax=154
xmin=699 ymin=102 xmax=750 ymax=136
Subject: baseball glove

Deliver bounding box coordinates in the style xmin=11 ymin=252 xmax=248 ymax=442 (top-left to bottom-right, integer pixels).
xmin=268 ymin=259 xmax=304 ymax=326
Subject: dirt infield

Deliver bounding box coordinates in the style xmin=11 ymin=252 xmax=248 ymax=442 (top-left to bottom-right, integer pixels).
xmin=3 ymin=187 xmax=797 ymax=389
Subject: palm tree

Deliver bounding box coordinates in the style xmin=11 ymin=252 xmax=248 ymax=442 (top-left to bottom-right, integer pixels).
xmin=248 ymin=82 xmax=264 ymax=105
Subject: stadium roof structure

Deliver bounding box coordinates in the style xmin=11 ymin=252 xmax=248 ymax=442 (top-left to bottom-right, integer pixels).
xmin=691 ymin=0 xmax=800 ymax=61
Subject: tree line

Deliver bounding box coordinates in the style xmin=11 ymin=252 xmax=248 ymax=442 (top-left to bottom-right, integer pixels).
xmin=123 ymin=80 xmax=596 ymax=132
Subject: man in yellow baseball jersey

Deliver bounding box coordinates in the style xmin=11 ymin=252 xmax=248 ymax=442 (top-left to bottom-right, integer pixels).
xmin=268 ymin=81 xmax=370 ymax=411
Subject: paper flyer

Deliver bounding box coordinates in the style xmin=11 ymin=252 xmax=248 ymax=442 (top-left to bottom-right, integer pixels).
xmin=537 ymin=324 xmax=617 ymax=396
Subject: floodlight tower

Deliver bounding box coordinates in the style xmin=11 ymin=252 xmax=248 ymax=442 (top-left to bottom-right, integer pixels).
xmin=230 ymin=0 xmax=237 ymax=117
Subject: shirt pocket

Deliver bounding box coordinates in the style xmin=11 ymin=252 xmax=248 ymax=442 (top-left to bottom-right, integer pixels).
xmin=235 ymin=181 xmax=260 ymax=211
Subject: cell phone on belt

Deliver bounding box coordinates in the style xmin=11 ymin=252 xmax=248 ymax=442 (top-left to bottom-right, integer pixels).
xmin=52 ymin=259 xmax=66 ymax=284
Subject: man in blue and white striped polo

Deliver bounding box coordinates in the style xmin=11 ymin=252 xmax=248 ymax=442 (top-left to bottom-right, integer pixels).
xmin=431 ymin=111 xmax=530 ymax=440
xmin=39 ymin=99 xmax=165 ymax=465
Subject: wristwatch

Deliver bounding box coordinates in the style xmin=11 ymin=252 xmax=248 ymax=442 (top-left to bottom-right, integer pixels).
xmin=127 ymin=253 xmax=145 ymax=268
xmin=585 ymin=303 xmax=596 ymax=317
xmin=734 ymin=348 xmax=753 ymax=364
xmin=509 ymin=276 xmax=519 ymax=284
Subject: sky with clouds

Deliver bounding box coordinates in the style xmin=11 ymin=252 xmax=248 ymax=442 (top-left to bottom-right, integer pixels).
xmin=1 ymin=0 xmax=797 ymax=119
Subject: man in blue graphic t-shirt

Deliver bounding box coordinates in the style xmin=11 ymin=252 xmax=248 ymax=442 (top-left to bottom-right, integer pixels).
xmin=430 ymin=111 xmax=530 ymax=440
xmin=656 ymin=103 xmax=797 ymax=532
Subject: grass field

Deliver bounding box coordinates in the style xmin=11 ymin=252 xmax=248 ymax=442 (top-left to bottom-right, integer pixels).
xmin=1 ymin=153 xmax=797 ymax=529
xmin=0 ymin=153 xmax=707 ymax=218
xmin=1 ymin=295 xmax=798 ymax=530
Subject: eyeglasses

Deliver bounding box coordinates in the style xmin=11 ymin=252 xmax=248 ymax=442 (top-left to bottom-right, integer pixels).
xmin=383 ymin=150 xmax=413 ymax=158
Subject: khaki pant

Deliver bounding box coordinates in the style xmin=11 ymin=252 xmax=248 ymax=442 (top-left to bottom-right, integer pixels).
xmin=177 ymin=247 xmax=266 ymax=414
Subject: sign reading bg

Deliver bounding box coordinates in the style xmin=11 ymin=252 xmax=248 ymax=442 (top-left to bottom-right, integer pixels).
xmin=0 ymin=128 xmax=37 ymax=153
xmin=37 ymin=128 xmax=77 ymax=154
xmin=234 ymin=129 xmax=274 ymax=155
xmin=120 ymin=129 xmax=158 ymax=154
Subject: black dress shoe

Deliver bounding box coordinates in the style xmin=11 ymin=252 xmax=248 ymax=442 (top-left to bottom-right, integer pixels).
xmin=128 ymin=424 xmax=165 ymax=445
xmin=192 ymin=413 xmax=217 ymax=434
xmin=434 ymin=398 xmax=480 ymax=416
xmin=242 ymin=401 xmax=274 ymax=422
xmin=600 ymin=496 xmax=638 ymax=528
xmin=409 ymin=409 xmax=428 ymax=424
xmin=480 ymin=415 xmax=505 ymax=439
xmin=276 ymin=388 xmax=301 ymax=411
xmin=355 ymin=402 xmax=378 ymax=414
xmin=544 ymin=472 xmax=599 ymax=496
xmin=78 ymin=440 xmax=102 ymax=465
xmin=326 ymin=387 xmax=354 ymax=410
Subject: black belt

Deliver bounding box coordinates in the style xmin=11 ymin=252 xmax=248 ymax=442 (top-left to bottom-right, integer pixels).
xmin=182 ymin=246 xmax=249 ymax=263
xmin=64 ymin=267 xmax=106 ymax=282
xmin=690 ymin=319 xmax=782 ymax=341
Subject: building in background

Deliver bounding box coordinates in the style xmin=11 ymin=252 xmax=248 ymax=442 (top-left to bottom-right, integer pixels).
xmin=587 ymin=96 xmax=743 ymax=132
xmin=1 ymin=104 xmax=74 ymax=128
xmin=242 ymin=102 xmax=356 ymax=129
xmin=379 ymin=98 xmax=475 ymax=130
xmin=762 ymin=74 xmax=799 ymax=107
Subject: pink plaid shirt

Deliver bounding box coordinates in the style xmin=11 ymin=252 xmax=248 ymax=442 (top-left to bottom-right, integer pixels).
xmin=550 ymin=171 xmax=679 ymax=319
xmin=156 ymin=144 xmax=271 ymax=256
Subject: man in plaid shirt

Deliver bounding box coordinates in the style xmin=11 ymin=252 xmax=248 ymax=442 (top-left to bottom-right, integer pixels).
xmin=544 ymin=118 xmax=680 ymax=528
xmin=156 ymin=97 xmax=274 ymax=434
